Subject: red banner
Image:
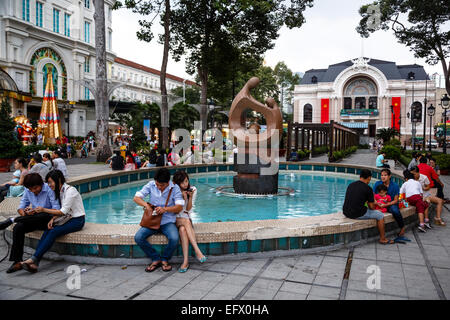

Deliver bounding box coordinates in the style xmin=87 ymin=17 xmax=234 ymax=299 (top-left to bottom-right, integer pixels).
xmin=391 ymin=97 xmax=401 ymax=130
xmin=321 ymin=99 xmax=329 ymax=124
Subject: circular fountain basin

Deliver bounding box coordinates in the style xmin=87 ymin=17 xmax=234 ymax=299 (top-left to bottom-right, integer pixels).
xmin=0 ymin=163 xmax=420 ymax=262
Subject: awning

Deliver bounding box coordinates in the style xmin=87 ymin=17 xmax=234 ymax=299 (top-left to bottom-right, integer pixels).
xmin=339 ymin=122 xmax=368 ymax=129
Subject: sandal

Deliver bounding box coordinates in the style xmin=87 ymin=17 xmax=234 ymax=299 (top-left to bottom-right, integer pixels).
xmin=434 ymin=218 xmax=446 ymax=226
xmin=379 ymin=239 xmax=395 ymax=245
xmin=22 ymin=261 xmax=38 ymax=273
xmin=161 ymin=262 xmax=172 ymax=272
xmin=145 ymin=261 xmax=161 ymax=273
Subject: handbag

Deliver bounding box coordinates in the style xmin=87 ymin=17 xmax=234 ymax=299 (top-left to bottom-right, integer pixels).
xmin=53 ymin=214 xmax=72 ymax=226
xmin=140 ymin=187 xmax=173 ymax=230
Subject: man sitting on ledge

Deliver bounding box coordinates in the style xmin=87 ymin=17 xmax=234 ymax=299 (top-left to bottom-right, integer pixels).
xmin=342 ymin=169 xmax=394 ymax=245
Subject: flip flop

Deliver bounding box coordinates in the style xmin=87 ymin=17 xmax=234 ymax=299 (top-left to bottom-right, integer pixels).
xmin=379 ymin=239 xmax=395 ymax=245
xmin=178 ymin=265 xmax=189 ymax=273
xmin=395 ymin=235 xmax=411 ymax=242
xmin=161 ymin=262 xmax=172 ymax=272
xmin=145 ymin=261 xmax=161 ymax=273
xmin=394 ymin=237 xmax=407 ymax=244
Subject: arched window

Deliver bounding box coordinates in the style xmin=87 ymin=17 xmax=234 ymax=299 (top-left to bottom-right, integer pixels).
xmin=303 ymin=104 xmax=313 ymax=123
xmin=343 ymin=77 xmax=378 ymax=110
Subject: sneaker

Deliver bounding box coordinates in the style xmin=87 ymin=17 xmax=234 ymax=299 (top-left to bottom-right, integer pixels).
xmin=418 ymin=225 xmax=426 ymax=233
xmin=424 ymin=222 xmax=432 ymax=229
xmin=0 ymin=218 xmax=12 ymax=231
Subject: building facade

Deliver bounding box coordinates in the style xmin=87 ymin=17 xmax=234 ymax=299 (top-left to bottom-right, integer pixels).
xmin=294 ymin=57 xmax=437 ymax=144
xmin=0 ymin=0 xmax=194 ymax=138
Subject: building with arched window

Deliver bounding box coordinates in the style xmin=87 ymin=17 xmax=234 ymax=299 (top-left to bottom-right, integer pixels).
xmin=294 ymin=57 xmax=436 ymax=143
xmin=0 ymin=0 xmax=195 ymax=138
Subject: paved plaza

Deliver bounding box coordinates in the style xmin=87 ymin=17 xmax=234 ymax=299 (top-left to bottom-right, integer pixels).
xmin=1 ymin=150 xmax=450 ymax=300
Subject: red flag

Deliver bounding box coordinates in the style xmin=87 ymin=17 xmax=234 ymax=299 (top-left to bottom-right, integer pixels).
xmin=321 ymin=99 xmax=329 ymax=124
xmin=391 ymin=97 xmax=401 ymax=130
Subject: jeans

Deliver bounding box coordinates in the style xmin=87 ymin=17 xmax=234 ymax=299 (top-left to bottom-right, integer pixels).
xmin=357 ymin=209 xmax=384 ymax=221
xmin=31 ymin=216 xmax=85 ymax=264
xmin=134 ymin=222 xmax=179 ymax=262
xmin=10 ymin=213 xmax=52 ymax=262
xmin=388 ymin=204 xmax=404 ymax=229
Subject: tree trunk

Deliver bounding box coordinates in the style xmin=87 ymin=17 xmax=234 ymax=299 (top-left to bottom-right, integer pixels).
xmin=93 ymin=0 xmax=111 ymax=162
xmin=160 ymin=0 xmax=171 ymax=151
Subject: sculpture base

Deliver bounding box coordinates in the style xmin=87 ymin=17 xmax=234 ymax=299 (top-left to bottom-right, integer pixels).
xmin=233 ymin=173 xmax=278 ymax=195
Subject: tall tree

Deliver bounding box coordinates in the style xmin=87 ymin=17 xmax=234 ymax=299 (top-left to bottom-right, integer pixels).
xmin=114 ymin=0 xmax=174 ymax=149
xmin=93 ymin=0 xmax=112 ymax=162
xmin=170 ymin=0 xmax=314 ymax=131
xmin=357 ymin=0 xmax=450 ymax=95
xmin=273 ymin=62 xmax=301 ymax=112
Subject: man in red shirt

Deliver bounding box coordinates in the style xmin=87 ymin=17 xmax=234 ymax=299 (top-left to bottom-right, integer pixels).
xmin=418 ymin=156 xmax=444 ymax=197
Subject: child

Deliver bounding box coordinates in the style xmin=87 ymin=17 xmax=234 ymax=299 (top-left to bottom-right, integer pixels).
xmin=400 ymin=169 xmax=430 ymax=232
xmin=374 ymin=184 xmax=391 ymax=213
xmin=172 ymin=170 xmax=207 ymax=272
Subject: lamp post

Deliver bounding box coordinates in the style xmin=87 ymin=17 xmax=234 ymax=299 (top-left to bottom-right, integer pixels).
xmin=422 ymin=76 xmax=428 ymax=151
xmin=390 ymin=105 xmax=395 ymax=130
xmin=427 ymin=104 xmax=435 ymax=152
xmin=442 ymin=94 xmax=450 ymax=154
xmin=61 ymin=102 xmax=75 ymax=137
xmin=408 ymin=72 xmax=416 ymax=150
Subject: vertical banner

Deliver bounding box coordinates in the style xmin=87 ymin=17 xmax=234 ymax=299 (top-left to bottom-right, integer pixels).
xmin=321 ymin=98 xmax=330 ymax=124
xmin=391 ymin=97 xmax=401 ymax=130
xmin=143 ymin=118 xmax=151 ymax=141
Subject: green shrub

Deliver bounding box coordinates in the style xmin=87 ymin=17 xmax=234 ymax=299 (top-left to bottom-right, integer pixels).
xmin=385 ymin=139 xmax=401 ymax=147
xmin=399 ymin=154 xmax=412 ymax=167
xmin=312 ymin=146 xmax=328 ymax=155
xmin=435 ymin=154 xmax=450 ymax=170
xmin=380 ymin=145 xmax=401 ymax=160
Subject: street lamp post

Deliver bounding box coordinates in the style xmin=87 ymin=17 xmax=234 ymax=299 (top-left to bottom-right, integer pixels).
xmin=408 ymin=72 xmax=416 ymax=150
xmin=442 ymin=94 xmax=450 ymax=154
xmin=390 ymin=105 xmax=395 ymax=131
xmin=61 ymin=102 xmax=75 ymax=137
xmin=422 ymin=77 xmax=428 ymax=151
xmin=427 ymin=104 xmax=435 ymax=152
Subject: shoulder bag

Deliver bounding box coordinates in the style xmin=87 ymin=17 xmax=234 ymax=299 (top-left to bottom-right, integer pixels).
xmin=140 ymin=187 xmax=173 ymax=230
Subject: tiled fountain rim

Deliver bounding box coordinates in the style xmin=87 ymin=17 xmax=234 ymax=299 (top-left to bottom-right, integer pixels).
xmin=0 ymin=162 xmax=410 ymax=247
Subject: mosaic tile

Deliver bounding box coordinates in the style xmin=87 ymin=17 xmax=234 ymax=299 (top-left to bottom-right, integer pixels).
xmin=90 ymin=181 xmax=99 ymax=191
xmin=101 ymin=179 xmax=110 ymax=188
xmin=301 ymin=165 xmax=312 ymax=171
xmin=111 ymin=177 xmax=118 ymax=186
xmin=80 ymin=183 xmax=89 ymax=194
xmin=326 ymin=166 xmax=336 ymax=172
xmin=290 ymin=237 xmax=300 ymax=249
xmin=313 ymin=165 xmax=324 ymax=171
xmin=120 ymin=175 xmax=129 ymax=184
xmin=130 ymin=173 xmax=138 ymax=182
xmin=139 ymin=172 xmax=148 ymax=180
xmin=277 ymin=238 xmax=289 ymax=250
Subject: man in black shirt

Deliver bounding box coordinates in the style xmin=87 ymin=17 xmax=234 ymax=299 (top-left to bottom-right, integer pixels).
xmin=343 ymin=169 xmax=394 ymax=244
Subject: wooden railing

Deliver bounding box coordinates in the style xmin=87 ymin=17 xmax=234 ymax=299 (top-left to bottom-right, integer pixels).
xmin=287 ymin=120 xmax=359 ymax=162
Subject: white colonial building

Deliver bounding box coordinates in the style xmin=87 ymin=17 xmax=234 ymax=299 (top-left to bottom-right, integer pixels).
xmin=0 ymin=0 xmax=195 ymax=138
xmin=294 ymin=57 xmax=436 ymax=143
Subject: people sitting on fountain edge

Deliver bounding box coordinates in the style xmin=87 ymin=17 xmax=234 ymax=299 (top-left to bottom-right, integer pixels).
xmin=376 ymin=151 xmax=390 ymax=169
xmin=342 ymin=169 xmax=394 ymax=244
xmin=0 ymin=173 xmax=61 ymax=273
xmin=133 ymin=168 xmax=184 ymax=272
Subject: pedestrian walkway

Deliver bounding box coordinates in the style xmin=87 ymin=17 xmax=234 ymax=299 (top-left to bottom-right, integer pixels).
xmin=1 ymin=150 xmax=449 ymax=300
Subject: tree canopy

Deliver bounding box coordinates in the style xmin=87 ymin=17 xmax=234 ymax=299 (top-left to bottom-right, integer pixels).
xmin=357 ymin=0 xmax=450 ymax=94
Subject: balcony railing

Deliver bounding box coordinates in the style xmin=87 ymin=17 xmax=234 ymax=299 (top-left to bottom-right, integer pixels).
xmin=340 ymin=109 xmax=379 ymax=116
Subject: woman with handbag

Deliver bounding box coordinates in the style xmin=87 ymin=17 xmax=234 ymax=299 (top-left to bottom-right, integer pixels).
xmin=20 ymin=170 xmax=85 ymax=273
xmin=133 ymin=168 xmax=184 ymax=272
xmin=173 ymin=170 xmax=207 ymax=273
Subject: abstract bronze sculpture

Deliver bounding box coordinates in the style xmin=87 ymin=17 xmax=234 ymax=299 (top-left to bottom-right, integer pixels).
xmin=229 ymin=77 xmax=283 ymax=194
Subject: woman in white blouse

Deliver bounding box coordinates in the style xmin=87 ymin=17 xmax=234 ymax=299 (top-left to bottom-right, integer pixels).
xmin=20 ymin=170 xmax=85 ymax=273
xmin=173 ymin=170 xmax=207 ymax=272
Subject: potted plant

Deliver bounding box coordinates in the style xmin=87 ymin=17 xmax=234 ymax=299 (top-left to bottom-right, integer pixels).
xmin=0 ymin=99 xmax=24 ymax=172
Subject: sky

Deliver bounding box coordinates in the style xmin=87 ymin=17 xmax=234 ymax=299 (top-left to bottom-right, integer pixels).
xmin=111 ymin=0 xmax=444 ymax=84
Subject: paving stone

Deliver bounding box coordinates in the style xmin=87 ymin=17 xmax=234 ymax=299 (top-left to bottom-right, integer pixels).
xmin=326 ymin=248 xmax=349 ymax=258
xmin=231 ymin=259 xmax=269 ymax=276
xmin=170 ymin=288 xmax=209 ymax=300
xmin=285 ymin=269 xmax=316 ymax=284
xmin=273 ymin=291 xmax=307 ymax=300
xmin=307 ymin=285 xmax=340 ymax=299
xmin=344 ymin=289 xmax=377 ymax=300
xmin=201 ymin=292 xmax=235 ymax=300
xmin=279 ymin=281 xmax=311 ymax=295
xmin=312 ymin=274 xmax=342 ymax=287
xmin=376 ymin=294 xmax=408 ymax=300
xmin=0 ymin=287 xmax=36 ymax=299
xmin=138 ymin=284 xmax=181 ymax=299
xmin=206 ymin=261 xmax=240 ymax=273
xmin=24 ymin=291 xmax=83 ymax=300
xmin=210 ymin=282 xmax=246 ymax=296
xmin=347 ymin=279 xmax=377 ymax=293
xmin=241 ymin=286 xmax=278 ymax=300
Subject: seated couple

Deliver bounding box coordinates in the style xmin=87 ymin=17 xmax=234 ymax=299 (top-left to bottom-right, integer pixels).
xmin=0 ymin=170 xmax=85 ymax=273
xmin=343 ymin=169 xmax=407 ymax=245
xmin=134 ymin=168 xmax=206 ymax=273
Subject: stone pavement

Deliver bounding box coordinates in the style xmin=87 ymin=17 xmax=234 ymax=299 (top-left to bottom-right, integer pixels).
xmin=0 ymin=149 xmax=450 ymax=300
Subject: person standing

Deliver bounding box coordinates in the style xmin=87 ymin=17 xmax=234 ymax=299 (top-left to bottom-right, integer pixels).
xmin=133 ymin=168 xmax=184 ymax=272
xmin=52 ymin=151 xmax=68 ymax=178
xmin=343 ymin=169 xmax=394 ymax=244
xmin=0 ymin=173 xmax=60 ymax=273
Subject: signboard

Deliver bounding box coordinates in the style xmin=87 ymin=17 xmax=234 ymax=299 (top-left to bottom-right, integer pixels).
xmin=340 ymin=109 xmax=379 ymax=116
xmin=143 ymin=118 xmax=151 ymax=141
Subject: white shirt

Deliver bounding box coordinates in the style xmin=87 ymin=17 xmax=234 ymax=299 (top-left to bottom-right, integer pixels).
xmin=53 ymin=158 xmax=68 ymax=177
xmin=400 ymin=179 xmax=423 ymax=199
xmin=417 ymin=174 xmax=431 ymax=198
xmin=59 ymin=183 xmax=85 ymax=218
xmin=176 ymin=186 xmax=197 ymax=219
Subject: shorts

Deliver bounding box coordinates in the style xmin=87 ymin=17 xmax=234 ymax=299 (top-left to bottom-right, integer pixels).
xmin=357 ymin=209 xmax=385 ymax=221
xmin=407 ymin=194 xmax=429 ymax=214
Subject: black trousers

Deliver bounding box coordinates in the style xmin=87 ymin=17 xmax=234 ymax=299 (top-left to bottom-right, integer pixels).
xmin=9 ymin=213 xmax=52 ymax=263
